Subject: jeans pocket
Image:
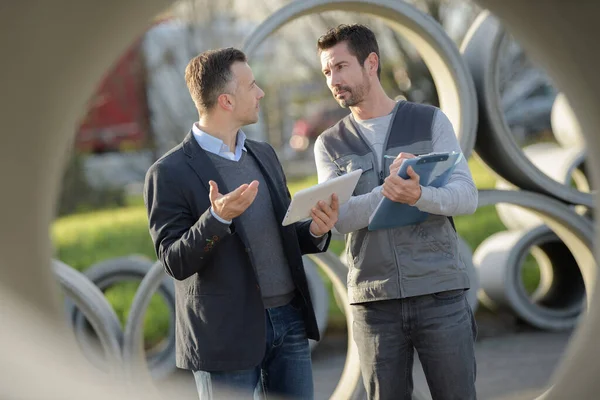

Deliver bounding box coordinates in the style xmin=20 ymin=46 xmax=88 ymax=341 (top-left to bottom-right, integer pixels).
xmin=431 ymin=288 xmax=465 ymax=302
xmin=288 ymin=295 xmax=304 ymax=312
xmin=468 ymin=302 xmax=478 ymax=341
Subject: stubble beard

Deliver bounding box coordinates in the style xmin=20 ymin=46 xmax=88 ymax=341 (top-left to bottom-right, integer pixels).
xmin=336 ymin=78 xmax=370 ymax=108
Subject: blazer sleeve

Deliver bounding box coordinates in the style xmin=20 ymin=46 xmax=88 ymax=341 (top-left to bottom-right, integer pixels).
xmin=265 ymin=144 xmax=332 ymax=255
xmin=144 ymin=162 xmax=232 ymax=281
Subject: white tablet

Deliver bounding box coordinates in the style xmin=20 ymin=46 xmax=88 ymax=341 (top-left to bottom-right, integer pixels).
xmin=281 ymin=169 xmax=363 ymax=226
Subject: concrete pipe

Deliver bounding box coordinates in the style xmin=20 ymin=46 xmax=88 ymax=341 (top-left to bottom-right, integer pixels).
xmin=495 ymin=143 xmax=590 ymax=230
xmin=121 ymin=260 xmax=167 ymax=391
xmin=335 ymin=251 xmax=350 ymax=316
xmin=551 ymin=93 xmax=585 ymax=150
xmin=476 ymin=189 xmax=595 ymax=304
xmin=458 ymin=236 xmax=481 ymax=314
xmin=121 ymin=259 xmax=331 ymax=383
xmin=53 ymin=259 xmax=124 ymax=376
xmin=3 ymin=1 xmax=600 ymax=400
xmin=66 ymin=255 xmax=177 ymax=380
xmin=303 ymin=255 xmax=331 ymax=352
xmin=243 ymin=0 xmax=478 ymax=158
xmin=472 ymin=3 xmax=600 ymax=397
xmin=473 ymin=226 xmax=585 ymax=330
xmin=307 ymin=251 xmax=365 ymax=400
xmin=461 ymin=12 xmax=593 ymax=208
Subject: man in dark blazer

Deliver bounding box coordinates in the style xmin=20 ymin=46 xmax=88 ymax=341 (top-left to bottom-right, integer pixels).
xmin=143 ymin=47 xmax=339 ymax=400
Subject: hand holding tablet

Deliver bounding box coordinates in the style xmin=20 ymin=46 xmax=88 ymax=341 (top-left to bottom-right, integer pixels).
xmin=281 ymin=169 xmax=363 ymax=226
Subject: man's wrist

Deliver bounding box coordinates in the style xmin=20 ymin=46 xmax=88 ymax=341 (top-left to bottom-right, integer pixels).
xmin=409 ymin=186 xmax=422 ymax=206
xmin=309 ymin=221 xmax=327 ymax=237
xmin=210 ymin=207 xmax=232 ymax=224
xmin=310 ymin=228 xmax=325 ymax=238
xmin=412 ymin=185 xmax=430 ymax=207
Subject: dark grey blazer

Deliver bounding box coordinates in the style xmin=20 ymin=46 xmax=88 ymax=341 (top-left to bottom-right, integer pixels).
xmin=143 ymin=132 xmax=331 ymax=372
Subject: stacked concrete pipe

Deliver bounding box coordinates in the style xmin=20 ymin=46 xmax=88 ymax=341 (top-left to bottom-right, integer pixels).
xmin=64 ymin=255 xmax=178 ymax=379
xmin=460 ymin=12 xmax=594 ymax=334
xmin=53 ymin=259 xmax=124 ymax=377
xmin=473 ymin=225 xmax=586 ymax=330
xmin=495 ymin=143 xmax=590 ymax=231
xmin=461 ymin=12 xmax=594 ymax=209
xmin=551 ymin=93 xmax=586 ymax=150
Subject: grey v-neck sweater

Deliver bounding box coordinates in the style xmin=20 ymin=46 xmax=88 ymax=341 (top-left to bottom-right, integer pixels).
xmin=206 ymin=151 xmax=296 ymax=309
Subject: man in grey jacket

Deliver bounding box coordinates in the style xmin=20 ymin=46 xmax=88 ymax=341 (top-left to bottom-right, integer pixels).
xmin=314 ymin=24 xmax=478 ymax=400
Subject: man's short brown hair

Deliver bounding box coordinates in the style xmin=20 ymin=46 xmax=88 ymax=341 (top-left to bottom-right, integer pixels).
xmin=185 ymin=47 xmax=247 ymax=113
xmin=317 ymin=24 xmax=381 ymax=79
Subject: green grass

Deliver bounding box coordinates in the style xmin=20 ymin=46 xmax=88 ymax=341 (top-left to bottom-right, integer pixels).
xmin=104 ymin=282 xmax=170 ymax=349
xmin=52 ymin=206 xmax=155 ymax=271
xmin=52 ymin=157 xmax=540 ymax=345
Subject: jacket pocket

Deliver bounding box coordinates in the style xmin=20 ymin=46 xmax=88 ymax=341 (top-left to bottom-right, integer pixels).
xmin=393 ymin=218 xmax=460 ymax=280
xmin=334 ymin=154 xmax=375 ymax=195
xmin=415 ymin=217 xmax=455 ymax=260
xmin=348 ymin=230 xmax=395 ymax=287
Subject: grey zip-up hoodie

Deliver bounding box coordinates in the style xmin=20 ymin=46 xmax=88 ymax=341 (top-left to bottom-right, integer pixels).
xmin=314 ymin=101 xmax=478 ymax=304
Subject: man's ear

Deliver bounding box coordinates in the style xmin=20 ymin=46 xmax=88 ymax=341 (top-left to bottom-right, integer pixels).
xmin=217 ymin=93 xmax=234 ymax=111
xmin=366 ymin=52 xmax=379 ymax=76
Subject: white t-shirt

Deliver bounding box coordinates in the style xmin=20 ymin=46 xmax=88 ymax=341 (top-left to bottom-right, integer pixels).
xmin=354 ymin=113 xmax=393 ymax=171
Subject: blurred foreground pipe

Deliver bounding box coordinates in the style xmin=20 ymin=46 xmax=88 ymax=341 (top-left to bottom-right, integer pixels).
xmin=2 ymin=0 xmax=600 ymax=399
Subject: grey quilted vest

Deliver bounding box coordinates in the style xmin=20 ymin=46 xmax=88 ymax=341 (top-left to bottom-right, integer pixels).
xmin=319 ymin=101 xmax=470 ymax=303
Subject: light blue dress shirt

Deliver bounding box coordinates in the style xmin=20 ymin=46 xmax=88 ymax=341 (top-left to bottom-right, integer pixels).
xmin=192 ymin=123 xmax=246 ymax=224
xmin=192 ymin=123 xmax=247 ymax=162
xmin=193 ymin=123 xmax=325 ymax=240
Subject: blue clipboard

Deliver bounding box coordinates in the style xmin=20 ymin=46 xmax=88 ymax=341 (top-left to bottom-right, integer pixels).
xmin=367 ymin=151 xmax=463 ymax=231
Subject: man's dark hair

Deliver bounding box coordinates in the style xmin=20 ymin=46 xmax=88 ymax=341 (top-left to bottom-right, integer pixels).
xmin=185 ymin=47 xmax=247 ymax=113
xmin=317 ymin=24 xmax=381 ymax=79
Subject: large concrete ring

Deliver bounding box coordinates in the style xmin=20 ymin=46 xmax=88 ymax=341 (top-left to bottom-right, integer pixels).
xmin=303 ymin=255 xmax=331 ymax=352
xmin=471 ymin=3 xmax=600 ymax=396
xmin=122 ymin=259 xmax=331 ymax=382
xmin=458 ymin=235 xmax=481 ymax=314
xmin=461 ymin=12 xmax=593 ymax=207
xmin=122 ymin=260 xmax=168 ymax=388
xmin=551 ymin=93 xmax=586 ymax=150
xmin=474 ymin=225 xmax=585 ymax=330
xmin=242 ymin=0 xmax=478 ymax=158
xmin=77 ymin=256 xmax=177 ymax=380
xmin=495 ymin=143 xmax=589 ymax=230
xmin=307 ymin=251 xmax=365 ymax=400
xmin=476 ymin=190 xmax=595 ymax=330
xmin=53 ymin=259 xmax=124 ymax=376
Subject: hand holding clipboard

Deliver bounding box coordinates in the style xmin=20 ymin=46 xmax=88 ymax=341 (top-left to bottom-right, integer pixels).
xmin=381 ymin=153 xmax=423 ymax=206
xmin=368 ymin=151 xmax=463 ymax=231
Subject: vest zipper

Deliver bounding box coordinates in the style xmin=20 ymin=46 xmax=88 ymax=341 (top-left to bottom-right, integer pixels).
xmin=379 ymin=102 xmax=404 ymax=298
xmin=350 ymin=104 xmax=404 ymax=298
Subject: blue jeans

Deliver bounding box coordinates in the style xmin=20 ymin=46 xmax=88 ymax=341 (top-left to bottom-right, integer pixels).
xmin=193 ymin=298 xmax=313 ymax=400
xmin=352 ymin=289 xmax=477 ymax=400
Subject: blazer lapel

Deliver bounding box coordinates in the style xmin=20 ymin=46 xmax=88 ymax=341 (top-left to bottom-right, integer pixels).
xmin=182 ymin=131 xmax=251 ymax=247
xmin=245 ymin=142 xmax=287 ymax=222
xmin=183 ymin=131 xmax=228 ymax=193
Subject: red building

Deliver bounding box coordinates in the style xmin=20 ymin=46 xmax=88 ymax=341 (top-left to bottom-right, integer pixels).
xmin=75 ymin=35 xmax=150 ymax=153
